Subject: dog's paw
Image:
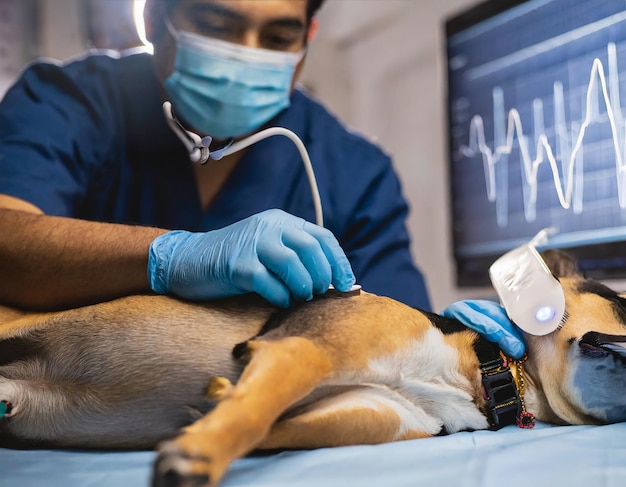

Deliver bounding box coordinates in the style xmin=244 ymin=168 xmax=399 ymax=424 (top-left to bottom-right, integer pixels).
xmin=206 ymin=377 xmax=233 ymax=400
xmin=152 ymin=442 xmax=216 ymax=487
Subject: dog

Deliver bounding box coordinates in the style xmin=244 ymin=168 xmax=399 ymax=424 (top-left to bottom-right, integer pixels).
xmin=1 ymin=250 xmax=626 ymax=487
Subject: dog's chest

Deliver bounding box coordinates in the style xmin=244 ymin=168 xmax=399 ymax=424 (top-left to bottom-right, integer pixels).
xmin=320 ymin=328 xmax=489 ymax=436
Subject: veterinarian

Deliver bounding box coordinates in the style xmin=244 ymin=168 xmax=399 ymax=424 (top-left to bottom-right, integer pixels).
xmin=0 ymin=0 xmax=524 ymax=358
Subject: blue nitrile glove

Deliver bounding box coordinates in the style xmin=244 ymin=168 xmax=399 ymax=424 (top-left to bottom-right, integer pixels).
xmin=148 ymin=209 xmax=356 ymax=308
xmin=440 ymin=300 xmax=526 ymax=358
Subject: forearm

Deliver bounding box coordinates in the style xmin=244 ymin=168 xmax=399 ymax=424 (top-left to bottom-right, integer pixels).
xmin=0 ymin=209 xmax=167 ymax=310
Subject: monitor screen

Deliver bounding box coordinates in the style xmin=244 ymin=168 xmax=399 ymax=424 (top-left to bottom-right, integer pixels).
xmin=445 ymin=0 xmax=626 ymax=286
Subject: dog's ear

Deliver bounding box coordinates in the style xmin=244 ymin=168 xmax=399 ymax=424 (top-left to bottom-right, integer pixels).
xmin=540 ymin=249 xmax=578 ymax=278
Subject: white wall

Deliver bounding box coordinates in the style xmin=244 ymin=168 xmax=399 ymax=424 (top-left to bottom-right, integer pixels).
xmin=0 ymin=0 xmax=84 ymax=98
xmin=0 ymin=0 xmax=37 ymax=98
xmin=37 ymin=0 xmax=84 ymax=61
xmin=301 ymin=0 xmax=491 ymax=310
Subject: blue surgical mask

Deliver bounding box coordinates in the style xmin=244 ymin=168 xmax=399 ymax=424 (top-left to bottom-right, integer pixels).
xmin=164 ymin=22 xmax=304 ymax=139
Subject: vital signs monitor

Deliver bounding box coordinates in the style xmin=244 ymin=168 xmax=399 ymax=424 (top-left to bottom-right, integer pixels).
xmin=445 ymin=0 xmax=626 ymax=286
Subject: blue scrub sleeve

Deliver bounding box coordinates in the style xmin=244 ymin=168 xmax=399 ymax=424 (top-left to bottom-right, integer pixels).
xmin=0 ymin=59 xmax=118 ymax=215
xmin=336 ymin=144 xmax=431 ymax=311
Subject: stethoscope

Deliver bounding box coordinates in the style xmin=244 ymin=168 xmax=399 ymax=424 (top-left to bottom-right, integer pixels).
xmin=163 ymin=101 xmax=323 ymax=227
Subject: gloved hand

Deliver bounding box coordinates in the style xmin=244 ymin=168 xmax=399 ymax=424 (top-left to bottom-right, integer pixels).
xmin=439 ymin=300 xmax=526 ymax=358
xmin=148 ymin=209 xmax=356 ymax=307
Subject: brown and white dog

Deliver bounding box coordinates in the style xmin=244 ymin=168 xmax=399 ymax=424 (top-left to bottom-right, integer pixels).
xmin=1 ymin=250 xmax=626 ymax=487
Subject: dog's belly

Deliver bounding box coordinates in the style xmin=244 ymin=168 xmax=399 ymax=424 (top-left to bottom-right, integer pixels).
xmin=285 ymin=327 xmax=489 ymax=437
xmin=0 ymin=294 xmax=274 ymax=449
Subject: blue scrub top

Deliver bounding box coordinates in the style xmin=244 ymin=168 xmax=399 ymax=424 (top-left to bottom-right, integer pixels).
xmin=0 ymin=50 xmax=431 ymax=310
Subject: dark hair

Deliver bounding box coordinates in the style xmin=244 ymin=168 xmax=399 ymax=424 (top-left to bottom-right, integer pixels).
xmin=306 ymin=0 xmax=326 ymax=23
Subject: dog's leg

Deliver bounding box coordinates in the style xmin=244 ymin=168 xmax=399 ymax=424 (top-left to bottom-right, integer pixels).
xmin=152 ymin=336 xmax=333 ymax=487
xmin=258 ymin=386 xmax=434 ymax=450
xmin=0 ymin=305 xmax=30 ymax=326
xmin=0 ymin=311 xmax=53 ymax=338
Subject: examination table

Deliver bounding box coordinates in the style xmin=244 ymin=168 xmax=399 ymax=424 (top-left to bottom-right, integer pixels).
xmin=2 ymin=421 xmax=625 ymax=487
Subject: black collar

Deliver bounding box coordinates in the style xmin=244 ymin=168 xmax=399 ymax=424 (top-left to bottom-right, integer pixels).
xmin=473 ymin=336 xmax=532 ymax=430
xmin=423 ymin=310 xmax=535 ymax=430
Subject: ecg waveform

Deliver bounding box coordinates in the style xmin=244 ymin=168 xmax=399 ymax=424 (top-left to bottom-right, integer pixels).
xmin=458 ymin=42 xmax=626 ymax=227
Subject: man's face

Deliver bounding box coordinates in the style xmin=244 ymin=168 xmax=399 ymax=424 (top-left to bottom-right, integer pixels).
xmin=149 ymin=0 xmax=310 ymax=87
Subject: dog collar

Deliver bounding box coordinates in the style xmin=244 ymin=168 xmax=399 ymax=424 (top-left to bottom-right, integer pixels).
xmin=474 ymin=337 xmax=535 ymax=430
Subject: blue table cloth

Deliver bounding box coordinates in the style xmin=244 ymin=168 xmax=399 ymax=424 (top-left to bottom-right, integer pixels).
xmin=2 ymin=422 xmax=624 ymax=487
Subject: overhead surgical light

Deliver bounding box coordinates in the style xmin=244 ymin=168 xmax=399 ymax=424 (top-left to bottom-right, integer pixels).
xmin=133 ymin=0 xmax=153 ymax=54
